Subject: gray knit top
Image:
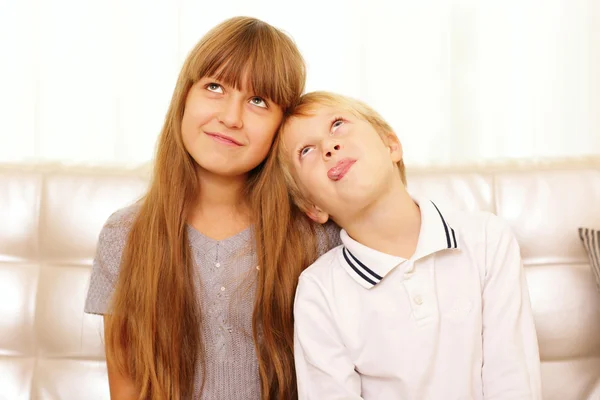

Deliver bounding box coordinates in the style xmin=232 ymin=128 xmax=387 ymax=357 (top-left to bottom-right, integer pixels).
xmin=84 ymin=204 xmax=340 ymax=399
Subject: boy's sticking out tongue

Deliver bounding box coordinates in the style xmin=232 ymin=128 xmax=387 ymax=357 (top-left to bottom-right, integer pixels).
xmin=328 ymin=159 xmax=356 ymax=181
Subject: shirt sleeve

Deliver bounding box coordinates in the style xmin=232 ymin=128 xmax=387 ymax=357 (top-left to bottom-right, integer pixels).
xmin=481 ymin=214 xmax=542 ymax=399
xmin=84 ymin=208 xmax=133 ymax=315
xmin=294 ymin=274 xmax=363 ymax=400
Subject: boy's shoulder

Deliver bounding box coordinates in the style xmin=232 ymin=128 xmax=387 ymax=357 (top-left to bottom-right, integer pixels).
xmin=300 ymin=244 xmax=345 ymax=283
xmin=441 ymin=204 xmax=516 ymax=247
xmin=298 ymin=203 xmax=518 ymax=286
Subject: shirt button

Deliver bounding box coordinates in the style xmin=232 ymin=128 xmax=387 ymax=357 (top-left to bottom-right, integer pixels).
xmin=215 ymin=262 xmax=221 ymax=268
xmin=220 ymin=286 xmax=226 ymax=292
xmin=413 ymin=295 xmax=423 ymax=305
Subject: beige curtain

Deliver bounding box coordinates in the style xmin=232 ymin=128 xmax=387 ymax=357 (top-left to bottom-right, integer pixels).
xmin=1 ymin=0 xmax=598 ymax=166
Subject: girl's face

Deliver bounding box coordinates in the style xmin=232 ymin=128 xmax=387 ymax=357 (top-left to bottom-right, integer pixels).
xmin=181 ymin=76 xmax=284 ymax=178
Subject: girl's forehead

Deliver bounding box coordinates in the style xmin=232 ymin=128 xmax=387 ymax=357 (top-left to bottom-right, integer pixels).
xmin=205 ymin=65 xmax=252 ymax=90
xmin=209 ymin=65 xmax=284 ymax=103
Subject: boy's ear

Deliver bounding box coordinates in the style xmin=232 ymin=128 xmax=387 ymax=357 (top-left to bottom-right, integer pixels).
xmin=386 ymin=132 xmax=403 ymax=163
xmin=305 ymin=204 xmax=330 ymax=224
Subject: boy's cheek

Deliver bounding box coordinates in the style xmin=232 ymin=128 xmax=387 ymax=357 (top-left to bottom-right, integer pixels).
xmin=298 ymin=177 xmax=320 ymax=200
xmin=293 ymin=167 xmax=310 ymax=186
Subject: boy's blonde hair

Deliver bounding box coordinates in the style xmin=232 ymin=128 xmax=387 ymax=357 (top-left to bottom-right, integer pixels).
xmin=276 ymin=91 xmax=407 ymax=212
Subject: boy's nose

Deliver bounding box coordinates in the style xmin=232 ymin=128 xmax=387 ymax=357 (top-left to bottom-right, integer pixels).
xmin=324 ymin=143 xmax=342 ymax=159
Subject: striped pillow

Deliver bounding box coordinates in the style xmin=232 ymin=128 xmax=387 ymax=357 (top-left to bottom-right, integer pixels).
xmin=579 ymin=227 xmax=600 ymax=290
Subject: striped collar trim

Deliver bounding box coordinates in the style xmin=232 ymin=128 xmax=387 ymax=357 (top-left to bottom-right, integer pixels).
xmin=342 ymin=246 xmax=383 ymax=287
xmin=431 ymin=201 xmax=458 ymax=250
xmin=338 ymin=199 xmax=459 ymax=289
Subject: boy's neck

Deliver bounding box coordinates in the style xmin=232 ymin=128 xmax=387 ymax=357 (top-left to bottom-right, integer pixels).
xmin=338 ymin=180 xmax=421 ymax=259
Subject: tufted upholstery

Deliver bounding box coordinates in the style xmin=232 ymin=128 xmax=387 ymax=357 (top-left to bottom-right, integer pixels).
xmin=1 ymin=160 xmax=599 ymax=399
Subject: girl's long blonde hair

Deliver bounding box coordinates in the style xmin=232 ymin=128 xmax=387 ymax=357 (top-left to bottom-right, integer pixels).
xmin=106 ymin=17 xmax=322 ymax=399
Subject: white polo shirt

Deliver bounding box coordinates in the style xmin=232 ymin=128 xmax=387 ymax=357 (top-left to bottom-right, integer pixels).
xmin=294 ymin=198 xmax=542 ymax=400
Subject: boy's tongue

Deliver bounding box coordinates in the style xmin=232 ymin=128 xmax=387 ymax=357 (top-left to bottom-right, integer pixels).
xmin=328 ymin=159 xmax=355 ymax=181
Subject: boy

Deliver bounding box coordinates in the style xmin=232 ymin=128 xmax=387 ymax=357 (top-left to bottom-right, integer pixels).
xmin=277 ymin=92 xmax=542 ymax=399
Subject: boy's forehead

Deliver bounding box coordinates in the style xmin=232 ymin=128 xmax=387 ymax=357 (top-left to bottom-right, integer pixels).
xmin=283 ymin=105 xmax=355 ymax=143
xmin=283 ymin=112 xmax=324 ymax=138
xmin=289 ymin=105 xmax=348 ymax=127
xmin=282 ymin=116 xmax=309 ymax=144
xmin=304 ymin=104 xmax=343 ymax=117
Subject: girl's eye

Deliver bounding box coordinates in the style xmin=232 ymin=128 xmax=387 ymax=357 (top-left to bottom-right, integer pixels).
xmin=299 ymin=146 xmax=313 ymax=158
xmin=250 ymin=97 xmax=267 ymax=108
xmin=206 ymin=83 xmax=223 ymax=93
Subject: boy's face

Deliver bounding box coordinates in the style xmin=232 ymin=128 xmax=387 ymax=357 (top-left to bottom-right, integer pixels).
xmin=282 ymin=105 xmax=403 ymax=224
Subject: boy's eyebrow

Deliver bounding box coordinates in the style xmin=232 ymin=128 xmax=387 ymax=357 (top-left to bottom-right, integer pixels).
xmin=319 ymin=108 xmax=355 ymax=121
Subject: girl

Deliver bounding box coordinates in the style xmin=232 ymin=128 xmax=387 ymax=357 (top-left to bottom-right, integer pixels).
xmin=85 ymin=17 xmax=338 ymax=400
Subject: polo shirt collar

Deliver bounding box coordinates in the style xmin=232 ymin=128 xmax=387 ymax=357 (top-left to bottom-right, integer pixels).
xmin=338 ymin=198 xmax=460 ymax=289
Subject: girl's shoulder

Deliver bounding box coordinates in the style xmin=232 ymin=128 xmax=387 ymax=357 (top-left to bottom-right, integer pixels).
xmin=102 ymin=202 xmax=140 ymax=232
xmin=95 ymin=202 xmax=141 ymax=264
xmin=84 ymin=202 xmax=141 ymax=315
xmin=317 ymin=220 xmax=342 ymax=255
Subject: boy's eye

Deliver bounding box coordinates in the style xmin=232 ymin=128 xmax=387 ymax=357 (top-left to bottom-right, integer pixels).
xmin=249 ymin=96 xmax=267 ymax=108
xmin=206 ymin=83 xmax=223 ymax=93
xmin=331 ymin=117 xmax=345 ymax=132
xmin=299 ymin=146 xmax=313 ymax=158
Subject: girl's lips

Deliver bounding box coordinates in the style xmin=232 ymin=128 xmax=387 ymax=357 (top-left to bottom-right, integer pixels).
xmin=205 ymin=132 xmax=242 ymax=146
xmin=328 ymin=159 xmax=356 ymax=181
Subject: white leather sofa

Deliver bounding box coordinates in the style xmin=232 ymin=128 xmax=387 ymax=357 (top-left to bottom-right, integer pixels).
xmin=1 ymin=160 xmax=599 ymax=399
